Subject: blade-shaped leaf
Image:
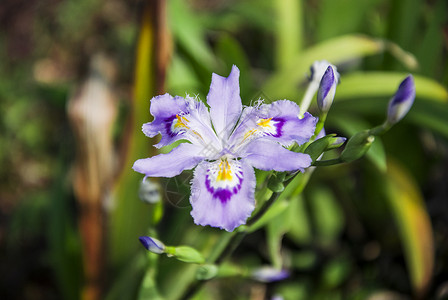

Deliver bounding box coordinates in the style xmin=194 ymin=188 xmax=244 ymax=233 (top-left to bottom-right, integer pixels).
xmin=385 ymin=160 xmax=434 ymax=297
xmin=335 ymin=72 xmax=448 ymax=103
xmin=262 ymin=35 xmax=415 ymax=100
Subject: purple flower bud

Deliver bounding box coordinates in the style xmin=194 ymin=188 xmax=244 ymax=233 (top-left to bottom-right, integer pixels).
xmin=139 ymin=236 xmax=165 ymax=254
xmin=317 ymin=66 xmax=338 ymax=112
xmin=309 ymin=60 xmax=339 ymax=84
xmin=251 ymin=267 xmax=290 ymax=282
xmin=387 ymin=75 xmax=416 ymax=125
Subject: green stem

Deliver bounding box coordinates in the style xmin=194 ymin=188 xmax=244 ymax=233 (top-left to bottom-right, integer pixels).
xmin=312 ymin=158 xmax=343 ymax=167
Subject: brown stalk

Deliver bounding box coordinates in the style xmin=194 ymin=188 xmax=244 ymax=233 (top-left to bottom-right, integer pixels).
xmin=67 ymin=53 xmax=118 ymax=300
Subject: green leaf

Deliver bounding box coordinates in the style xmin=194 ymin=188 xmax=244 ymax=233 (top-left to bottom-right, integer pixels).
xmin=166 ymin=55 xmax=201 ymax=94
xmin=321 ymin=257 xmax=351 ymax=289
xmin=285 ymin=195 xmax=312 ymax=245
xmin=385 ymin=160 xmax=434 ymax=297
xmin=309 ymin=186 xmax=344 ymax=245
xmin=110 ymin=5 xmax=159 ymax=267
xmin=316 ymin=0 xmax=375 ymax=42
xmin=335 ymin=72 xmax=448 ymax=103
xmin=214 ymin=34 xmax=253 ymax=101
xmin=274 ymin=0 xmax=303 ymax=69
xmin=262 ymin=35 xmax=413 ymax=100
xmin=169 ymin=0 xmax=217 ymax=69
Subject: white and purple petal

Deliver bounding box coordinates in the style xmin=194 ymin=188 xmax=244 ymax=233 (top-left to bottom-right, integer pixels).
xmin=243 ymin=140 xmax=311 ymax=172
xmin=142 ymin=94 xmax=188 ymax=148
xmin=229 ymin=100 xmax=317 ymax=150
xmin=133 ymin=143 xmax=204 ymax=177
xmin=190 ymin=159 xmax=256 ymax=232
xmin=207 ymin=65 xmax=243 ymax=140
xmin=143 ymin=94 xmax=220 ymax=150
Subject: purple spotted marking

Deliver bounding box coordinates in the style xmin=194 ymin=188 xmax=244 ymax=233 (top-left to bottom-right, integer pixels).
xmin=164 ymin=114 xmax=188 ymax=137
xmin=205 ymin=171 xmax=243 ymax=204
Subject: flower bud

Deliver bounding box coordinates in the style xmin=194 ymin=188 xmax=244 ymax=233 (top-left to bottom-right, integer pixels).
xmin=386 ymin=75 xmax=415 ymax=125
xmin=309 ymin=60 xmax=339 ymax=85
xmin=327 ymin=136 xmax=347 ymax=150
xmin=165 ymin=246 xmax=205 ymax=264
xmin=138 ymin=236 xmax=165 ymax=254
xmin=196 ymin=264 xmax=219 ymax=280
xmin=305 ymin=134 xmax=346 ymax=162
xmin=317 ymin=66 xmax=338 ymax=112
xmin=139 ymin=178 xmax=161 ymax=204
xmin=267 ymin=172 xmax=286 ymax=193
xmin=251 ymin=266 xmax=289 ymax=282
xmin=340 ymin=131 xmax=375 ymax=163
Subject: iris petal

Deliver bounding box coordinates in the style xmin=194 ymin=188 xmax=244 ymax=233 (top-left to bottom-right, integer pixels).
xmin=207 ymin=65 xmax=243 ymax=140
xmin=229 ymin=100 xmax=317 ymax=151
xmin=190 ymin=159 xmax=255 ymax=232
xmin=243 ymin=140 xmax=311 ymax=172
xmin=143 ymin=94 xmax=220 ymax=151
xmin=133 ymin=143 xmax=204 ymax=177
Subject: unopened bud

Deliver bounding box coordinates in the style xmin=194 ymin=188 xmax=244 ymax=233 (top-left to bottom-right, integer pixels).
xmin=251 ymin=267 xmax=289 ymax=282
xmin=196 ymin=264 xmax=219 ymax=280
xmin=386 ymin=75 xmax=415 ymax=125
xmin=340 ymin=131 xmax=374 ymax=163
xmin=139 ymin=178 xmax=161 ymax=204
xmin=139 ymin=236 xmax=165 ymax=254
xmin=309 ymin=60 xmax=339 ymax=85
xmin=165 ymin=246 xmax=205 ymax=264
xmin=305 ymin=134 xmax=346 ymax=162
xmin=317 ymin=66 xmax=338 ymax=112
xmin=267 ymin=172 xmax=286 ymax=192
xmin=327 ymin=136 xmax=347 ymax=150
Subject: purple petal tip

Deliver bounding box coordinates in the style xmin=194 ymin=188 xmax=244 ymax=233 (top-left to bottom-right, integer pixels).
xmin=387 ymin=75 xmax=416 ymax=124
xmin=317 ymin=66 xmax=337 ymax=112
xmin=139 ymin=236 xmax=165 ymax=254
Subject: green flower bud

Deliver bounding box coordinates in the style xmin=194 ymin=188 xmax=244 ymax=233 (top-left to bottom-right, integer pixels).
xmin=340 ymin=131 xmax=375 ymax=163
xmin=267 ymin=173 xmax=285 ymax=192
xmin=165 ymin=246 xmax=205 ymax=264
xmin=305 ymin=134 xmax=346 ymax=162
xmin=196 ymin=264 xmax=219 ymax=280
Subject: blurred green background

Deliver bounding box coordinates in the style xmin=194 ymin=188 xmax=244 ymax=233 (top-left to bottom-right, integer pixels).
xmin=0 ymin=0 xmax=447 ymax=299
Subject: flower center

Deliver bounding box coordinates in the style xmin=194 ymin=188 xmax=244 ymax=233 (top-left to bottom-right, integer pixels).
xmin=173 ymin=114 xmax=189 ymax=130
xmin=257 ymin=117 xmax=273 ymax=128
xmin=216 ymin=159 xmax=233 ymax=182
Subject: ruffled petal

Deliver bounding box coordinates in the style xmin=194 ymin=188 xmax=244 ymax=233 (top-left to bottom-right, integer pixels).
xmin=190 ymin=159 xmax=255 ymax=232
xmin=243 ymin=139 xmax=311 ymax=172
xmin=143 ymin=94 xmax=220 ymax=152
xmin=133 ymin=143 xmax=204 ymax=177
xmin=229 ymin=100 xmax=317 ymax=152
xmin=207 ymin=65 xmax=242 ymax=140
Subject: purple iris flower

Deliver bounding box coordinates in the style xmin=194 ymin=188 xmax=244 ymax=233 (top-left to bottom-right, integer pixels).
xmin=133 ymin=66 xmax=317 ymax=231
